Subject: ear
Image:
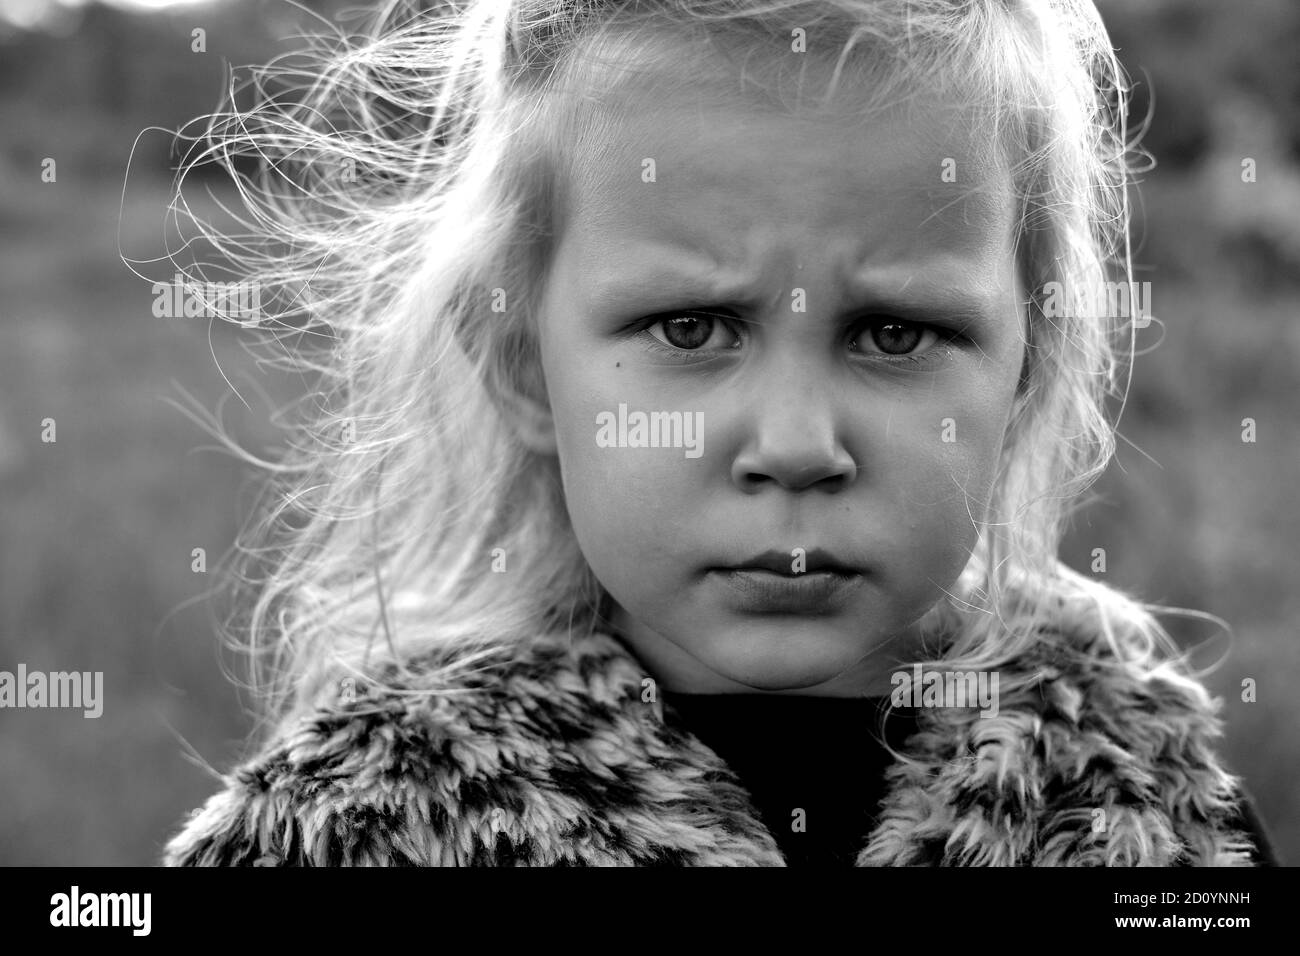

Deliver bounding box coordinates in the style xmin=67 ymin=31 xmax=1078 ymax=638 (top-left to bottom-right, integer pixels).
xmin=484 ymin=341 xmax=558 ymax=455
xmin=495 ymin=382 xmax=558 ymax=456
xmin=461 ymin=297 xmax=559 ymax=455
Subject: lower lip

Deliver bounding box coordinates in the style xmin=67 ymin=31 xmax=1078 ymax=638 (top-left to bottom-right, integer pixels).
xmin=707 ymin=568 xmax=863 ymax=614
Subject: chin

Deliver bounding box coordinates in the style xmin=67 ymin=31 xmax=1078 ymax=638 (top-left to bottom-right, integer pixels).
xmin=700 ymin=624 xmax=869 ymax=692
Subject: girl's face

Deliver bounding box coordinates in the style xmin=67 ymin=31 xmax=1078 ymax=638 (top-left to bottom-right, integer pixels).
xmin=531 ymin=57 xmax=1027 ymax=695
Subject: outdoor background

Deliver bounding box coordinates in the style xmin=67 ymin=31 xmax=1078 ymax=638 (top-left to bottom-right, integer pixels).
xmin=0 ymin=0 xmax=1296 ymax=865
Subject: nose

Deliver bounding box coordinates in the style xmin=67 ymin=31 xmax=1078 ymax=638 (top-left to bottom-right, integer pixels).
xmin=729 ymin=368 xmax=858 ymax=494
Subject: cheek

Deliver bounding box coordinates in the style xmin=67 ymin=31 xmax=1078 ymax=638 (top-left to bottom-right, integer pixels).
xmin=538 ymin=340 xmax=694 ymax=581
xmin=556 ymin=443 xmax=700 ymax=611
xmin=882 ymin=383 xmax=1012 ymax=567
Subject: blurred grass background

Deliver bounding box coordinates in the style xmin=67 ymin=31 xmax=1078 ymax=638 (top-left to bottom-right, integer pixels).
xmin=0 ymin=0 xmax=1296 ymax=865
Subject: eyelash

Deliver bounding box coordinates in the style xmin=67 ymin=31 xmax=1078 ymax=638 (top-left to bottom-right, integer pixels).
xmin=635 ymin=311 xmax=961 ymax=370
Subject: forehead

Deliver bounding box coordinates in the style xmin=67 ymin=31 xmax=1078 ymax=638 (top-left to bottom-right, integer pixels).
xmin=551 ymin=33 xmax=1018 ymax=294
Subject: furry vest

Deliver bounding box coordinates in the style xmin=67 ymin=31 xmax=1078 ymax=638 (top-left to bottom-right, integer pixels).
xmin=162 ymin=589 xmax=1261 ymax=866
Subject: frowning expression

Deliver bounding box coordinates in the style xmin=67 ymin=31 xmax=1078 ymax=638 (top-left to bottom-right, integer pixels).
xmin=534 ymin=51 xmax=1027 ymax=695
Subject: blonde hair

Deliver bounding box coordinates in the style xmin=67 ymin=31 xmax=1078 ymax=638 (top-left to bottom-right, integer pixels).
xmin=164 ymin=0 xmax=1225 ymax=745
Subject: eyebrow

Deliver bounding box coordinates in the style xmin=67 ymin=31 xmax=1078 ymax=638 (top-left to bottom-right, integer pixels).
xmin=585 ymin=257 xmax=1008 ymax=330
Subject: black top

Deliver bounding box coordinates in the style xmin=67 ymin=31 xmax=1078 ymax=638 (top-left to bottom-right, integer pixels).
xmin=663 ymin=691 xmax=918 ymax=865
xmin=662 ymin=690 xmax=1281 ymax=866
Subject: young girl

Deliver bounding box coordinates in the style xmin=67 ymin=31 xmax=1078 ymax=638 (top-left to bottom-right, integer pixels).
xmin=161 ymin=0 xmax=1276 ymax=866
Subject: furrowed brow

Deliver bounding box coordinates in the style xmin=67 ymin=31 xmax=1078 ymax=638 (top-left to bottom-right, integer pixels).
xmin=584 ymin=251 xmax=1010 ymax=329
xmin=583 ymin=259 xmax=753 ymax=315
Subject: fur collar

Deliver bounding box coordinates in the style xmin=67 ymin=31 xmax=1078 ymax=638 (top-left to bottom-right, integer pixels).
xmin=163 ymin=589 xmax=1259 ymax=866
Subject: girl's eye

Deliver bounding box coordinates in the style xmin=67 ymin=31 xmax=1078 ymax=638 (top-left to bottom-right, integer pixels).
xmin=638 ymin=312 xmax=951 ymax=366
xmin=645 ymin=312 xmax=741 ymax=351
xmin=850 ymin=320 xmax=939 ymax=357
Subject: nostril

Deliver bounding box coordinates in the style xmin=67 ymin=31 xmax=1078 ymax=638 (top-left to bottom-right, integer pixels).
xmin=817 ymin=473 xmax=848 ymax=492
xmin=802 ymin=472 xmax=849 ymax=494
xmin=740 ymin=470 xmax=850 ymax=493
xmin=731 ymin=443 xmax=858 ymax=492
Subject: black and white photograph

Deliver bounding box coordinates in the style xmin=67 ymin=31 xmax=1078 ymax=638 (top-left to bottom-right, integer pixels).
xmin=1 ymin=0 xmax=1295 ymax=916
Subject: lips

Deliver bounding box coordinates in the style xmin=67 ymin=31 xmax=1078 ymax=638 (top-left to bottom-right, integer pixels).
xmin=721 ymin=547 xmax=861 ymax=577
xmin=706 ymin=547 xmax=865 ymax=614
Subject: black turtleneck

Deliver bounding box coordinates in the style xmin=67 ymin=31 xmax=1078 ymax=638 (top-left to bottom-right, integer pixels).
xmin=661 ymin=691 xmax=919 ymax=866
